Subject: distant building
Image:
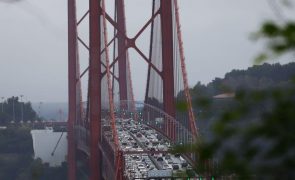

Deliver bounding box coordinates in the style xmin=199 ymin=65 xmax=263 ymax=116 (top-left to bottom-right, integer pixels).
xmin=213 ymin=93 xmax=235 ymax=99
xmin=0 ymin=126 xmax=7 ymax=130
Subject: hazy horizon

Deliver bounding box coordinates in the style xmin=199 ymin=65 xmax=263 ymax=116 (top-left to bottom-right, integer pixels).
xmin=1 ymin=0 xmax=294 ymax=102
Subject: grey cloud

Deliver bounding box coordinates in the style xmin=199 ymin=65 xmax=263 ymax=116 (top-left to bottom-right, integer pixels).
xmin=0 ymin=0 xmax=22 ymax=3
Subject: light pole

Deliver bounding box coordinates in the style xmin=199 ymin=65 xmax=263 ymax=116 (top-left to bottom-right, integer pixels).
xmin=20 ymin=95 xmax=24 ymax=122
xmin=12 ymin=97 xmax=15 ymax=122
xmin=38 ymin=102 xmax=43 ymax=120
xmin=1 ymin=97 xmax=4 ymax=113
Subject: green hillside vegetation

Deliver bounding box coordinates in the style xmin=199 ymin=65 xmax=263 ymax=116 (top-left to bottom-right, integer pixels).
xmin=190 ymin=62 xmax=295 ymax=98
xmin=190 ymin=63 xmax=295 ymax=121
xmin=174 ymin=62 xmax=295 ymax=179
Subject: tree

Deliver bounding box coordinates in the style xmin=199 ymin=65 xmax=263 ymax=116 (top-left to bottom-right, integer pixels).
xmin=0 ymin=96 xmax=38 ymax=124
xmin=254 ymin=1 xmax=295 ymax=64
xmin=173 ymin=2 xmax=295 ymax=178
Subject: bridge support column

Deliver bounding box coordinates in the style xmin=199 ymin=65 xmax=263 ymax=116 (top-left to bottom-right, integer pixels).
xmin=116 ymin=0 xmax=129 ymax=112
xmin=68 ymin=0 xmax=78 ymax=179
xmin=89 ymin=0 xmax=102 ymax=179
xmin=160 ymin=1 xmax=176 ymax=140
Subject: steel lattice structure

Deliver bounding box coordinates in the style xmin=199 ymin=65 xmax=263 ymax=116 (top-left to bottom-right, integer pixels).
xmin=67 ymin=0 xmax=198 ymax=179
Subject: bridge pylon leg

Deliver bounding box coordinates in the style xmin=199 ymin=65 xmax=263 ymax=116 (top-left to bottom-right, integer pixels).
xmin=68 ymin=0 xmax=78 ymax=179
xmin=89 ymin=0 xmax=102 ymax=179
xmin=161 ymin=1 xmax=176 ymax=140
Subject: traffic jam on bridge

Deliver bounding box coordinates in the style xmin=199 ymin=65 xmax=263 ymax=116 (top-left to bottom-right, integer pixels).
xmin=115 ymin=118 xmax=196 ymax=179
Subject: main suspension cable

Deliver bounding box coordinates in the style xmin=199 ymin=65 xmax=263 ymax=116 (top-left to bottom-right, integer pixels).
xmin=101 ymin=0 xmax=119 ymax=150
xmin=174 ymin=0 xmax=198 ymax=140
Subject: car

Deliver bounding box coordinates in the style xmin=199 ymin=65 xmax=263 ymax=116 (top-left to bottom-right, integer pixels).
xmin=128 ymin=168 xmax=136 ymax=173
xmin=137 ymin=164 xmax=145 ymax=170
xmin=165 ymin=155 xmax=171 ymax=160
xmin=136 ymin=160 xmax=143 ymax=164
xmin=162 ymin=164 xmax=170 ymax=170
xmin=157 ymin=145 xmax=166 ymax=151
xmin=181 ymin=162 xmax=188 ymax=168
xmin=147 ymin=136 xmax=153 ymax=140
xmin=167 ymin=159 xmax=173 ymax=164
xmin=172 ymin=164 xmax=179 ymax=170
xmin=156 ymin=134 xmax=162 ymax=140
xmin=131 ymin=129 xmax=138 ymax=134
xmin=149 ymin=167 xmax=154 ymax=170
xmin=132 ymin=155 xmax=140 ymax=160
xmin=174 ymin=153 xmax=181 ymax=158
xmin=140 ymin=169 xmax=148 ymax=174
xmin=157 ymin=157 xmax=164 ymax=161
xmin=180 ymin=156 xmax=185 ymax=161
xmin=151 ymin=140 xmax=159 ymax=146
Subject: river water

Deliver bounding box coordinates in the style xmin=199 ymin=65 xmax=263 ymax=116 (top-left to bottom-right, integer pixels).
xmin=31 ymin=128 xmax=67 ymax=167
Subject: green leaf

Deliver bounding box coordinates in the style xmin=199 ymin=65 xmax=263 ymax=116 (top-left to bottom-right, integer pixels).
xmin=254 ymin=53 xmax=268 ymax=65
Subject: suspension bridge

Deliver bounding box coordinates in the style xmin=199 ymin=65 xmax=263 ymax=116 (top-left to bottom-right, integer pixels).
xmin=67 ymin=0 xmax=198 ymax=179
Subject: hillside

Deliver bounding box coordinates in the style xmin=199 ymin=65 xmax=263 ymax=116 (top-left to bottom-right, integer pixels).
xmin=190 ymin=62 xmax=295 ymax=98
xmin=189 ymin=62 xmax=295 ymax=137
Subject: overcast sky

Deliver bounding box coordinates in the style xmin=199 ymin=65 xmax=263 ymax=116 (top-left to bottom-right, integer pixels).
xmin=0 ymin=0 xmax=294 ymax=102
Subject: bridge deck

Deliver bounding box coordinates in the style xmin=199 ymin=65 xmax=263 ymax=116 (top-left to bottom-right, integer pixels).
xmin=75 ymin=118 xmax=197 ymax=179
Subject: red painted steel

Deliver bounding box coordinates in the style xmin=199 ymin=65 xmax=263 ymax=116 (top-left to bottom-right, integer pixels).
xmin=173 ymin=0 xmax=198 ymax=139
xmin=101 ymin=0 xmax=119 ymax=150
xmin=160 ymin=1 xmax=176 ymax=140
xmin=120 ymin=0 xmax=137 ymax=121
xmin=101 ymin=1 xmax=123 ymax=178
xmin=144 ymin=1 xmax=156 ymax=105
xmin=67 ymin=1 xmax=197 ymax=179
xmin=89 ymin=0 xmax=102 ymax=179
xmin=77 ymin=10 xmax=89 ymax=26
xmin=117 ymin=0 xmax=128 ymax=104
xmin=126 ymin=53 xmax=138 ymax=121
xmin=115 ymin=151 xmax=124 ymax=180
xmin=67 ymin=0 xmax=78 ymax=179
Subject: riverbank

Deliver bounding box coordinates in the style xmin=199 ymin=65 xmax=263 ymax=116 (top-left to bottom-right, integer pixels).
xmin=0 ymin=126 xmax=67 ymax=179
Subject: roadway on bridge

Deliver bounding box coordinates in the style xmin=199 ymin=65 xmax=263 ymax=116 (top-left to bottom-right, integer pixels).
xmin=116 ymin=118 xmax=195 ymax=179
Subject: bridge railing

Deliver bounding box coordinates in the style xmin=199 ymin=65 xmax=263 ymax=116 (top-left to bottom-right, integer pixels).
xmin=113 ymin=100 xmax=195 ymax=146
xmin=74 ymin=100 xmax=197 ymax=179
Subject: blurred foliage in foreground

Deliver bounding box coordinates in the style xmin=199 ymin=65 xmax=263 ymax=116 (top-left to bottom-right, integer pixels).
xmin=253 ymin=0 xmax=295 ymax=64
xmin=174 ymin=62 xmax=295 ymax=178
xmin=174 ymin=4 xmax=295 ymax=176
xmin=175 ymin=84 xmax=295 ymax=179
xmin=254 ymin=21 xmax=295 ymax=64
